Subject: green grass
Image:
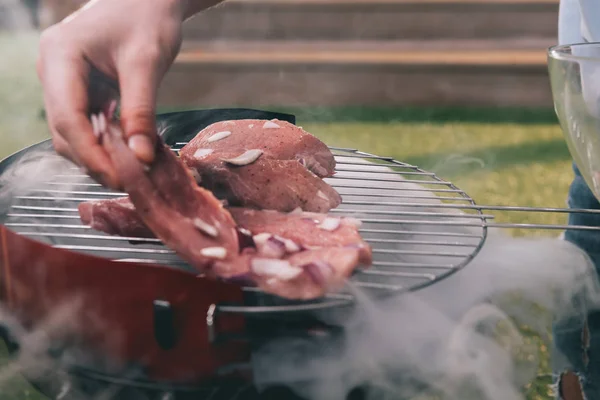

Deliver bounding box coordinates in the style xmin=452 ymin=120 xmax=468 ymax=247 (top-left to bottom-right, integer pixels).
xmin=0 ymin=31 xmax=576 ymax=400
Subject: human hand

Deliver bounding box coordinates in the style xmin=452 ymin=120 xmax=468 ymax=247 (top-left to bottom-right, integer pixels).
xmin=37 ymin=0 xmax=198 ymax=188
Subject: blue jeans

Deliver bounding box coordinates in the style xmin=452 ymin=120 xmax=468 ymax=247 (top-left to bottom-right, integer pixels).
xmin=554 ymin=163 xmax=600 ymax=399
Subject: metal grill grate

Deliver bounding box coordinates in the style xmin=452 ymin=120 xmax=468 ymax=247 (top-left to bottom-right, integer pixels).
xmin=1 ymin=144 xmax=492 ymax=310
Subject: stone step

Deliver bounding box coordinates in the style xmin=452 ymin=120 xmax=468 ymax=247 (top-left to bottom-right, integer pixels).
xmin=182 ymin=0 xmax=559 ymax=41
xmin=158 ymin=41 xmax=552 ymax=109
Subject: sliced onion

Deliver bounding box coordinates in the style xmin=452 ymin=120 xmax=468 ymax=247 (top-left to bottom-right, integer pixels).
xmin=318 ymin=217 xmax=341 ymax=232
xmin=222 ymin=149 xmax=263 ymax=166
xmin=97 ymin=112 xmax=107 ymax=134
xmin=345 ymin=217 xmax=363 ymax=228
xmin=193 ymin=218 xmax=218 ymax=238
xmin=91 ymin=114 xmax=99 ymax=137
xmin=253 ymin=233 xmax=272 ymax=246
xmin=316 ymin=190 xmax=330 ymax=201
xmin=249 ymin=124 xmax=255 ymax=128
xmin=200 ymin=247 xmax=227 ymax=259
xmin=193 ymin=148 xmax=214 ymax=159
xmin=261 ymin=237 xmax=286 ymax=258
xmin=251 ymin=258 xmax=303 ymax=281
xmin=273 ymin=235 xmax=300 ymax=253
xmin=303 ymin=261 xmax=334 ymax=286
xmin=289 ymin=207 xmax=303 ymax=215
xmin=188 ymin=168 xmax=202 ymax=183
xmin=207 ymin=131 xmax=232 ymax=142
xmin=263 ymin=120 xmax=280 ymax=129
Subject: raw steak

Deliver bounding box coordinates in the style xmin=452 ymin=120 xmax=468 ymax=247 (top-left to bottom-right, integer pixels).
xmin=236 ymin=247 xmax=361 ymax=300
xmin=78 ymin=198 xmax=371 ymax=265
xmin=229 ymin=208 xmax=372 ymax=265
xmin=178 ymin=119 xmax=342 ymax=212
xmin=96 ymin=113 xmax=242 ymax=278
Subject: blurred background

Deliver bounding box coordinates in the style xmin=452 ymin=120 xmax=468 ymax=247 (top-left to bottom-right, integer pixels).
xmin=0 ymin=0 xmax=571 ymax=399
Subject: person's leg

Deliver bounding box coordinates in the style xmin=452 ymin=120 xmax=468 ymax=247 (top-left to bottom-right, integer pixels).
xmin=554 ymin=164 xmax=600 ymax=400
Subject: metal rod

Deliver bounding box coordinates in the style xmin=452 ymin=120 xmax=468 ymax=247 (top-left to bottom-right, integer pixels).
xmin=352 ymin=281 xmax=403 ymax=290
xmin=372 ymin=248 xmax=471 ymax=257
xmin=341 ymin=201 xmax=600 ymax=214
xmin=12 ymin=205 xmax=79 ymax=212
xmin=5 ymin=223 xmax=91 ymax=229
xmin=334 ymin=167 xmax=436 ymax=177
xmin=30 ymin=189 xmax=126 ymax=197
xmin=7 ymin=213 xmax=81 ymax=219
xmin=15 ymin=196 xmax=114 ymax=202
xmin=338 ymin=192 xmax=470 ymax=202
xmin=19 ymin=232 xmax=161 ymax=243
xmin=356 ymin=269 xmax=436 ymax=280
xmin=358 ymin=218 xmax=485 ymax=227
xmin=365 ymin=238 xmax=479 ymax=247
xmin=330 ymin=184 xmax=465 ymax=194
xmin=372 ymin=261 xmax=454 ymax=269
xmin=360 ymin=228 xmax=483 ymax=238
xmin=487 ymin=223 xmax=600 ymax=231
xmin=53 ymin=245 xmax=176 ymax=254
xmin=43 ymin=182 xmax=102 ymax=187
xmin=327 ymin=177 xmax=454 ymax=187
xmin=331 ymin=208 xmax=492 ymax=220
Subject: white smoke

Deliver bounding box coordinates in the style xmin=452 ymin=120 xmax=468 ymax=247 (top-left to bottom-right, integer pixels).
xmin=251 ymin=160 xmax=599 ymax=400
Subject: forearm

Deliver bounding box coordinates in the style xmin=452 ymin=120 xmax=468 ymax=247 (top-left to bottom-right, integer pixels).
xmin=180 ymin=0 xmax=226 ymax=19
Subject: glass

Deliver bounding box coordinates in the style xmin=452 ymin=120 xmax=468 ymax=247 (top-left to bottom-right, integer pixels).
xmin=548 ymin=42 xmax=600 ymax=200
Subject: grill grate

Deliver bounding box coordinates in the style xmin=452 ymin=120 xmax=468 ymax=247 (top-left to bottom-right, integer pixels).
xmin=2 ymin=145 xmax=489 ymax=312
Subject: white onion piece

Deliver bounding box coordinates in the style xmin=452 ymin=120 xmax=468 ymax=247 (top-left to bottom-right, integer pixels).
xmin=289 ymin=207 xmax=303 ymax=215
xmin=316 ymin=190 xmax=329 ymax=201
xmin=222 ymin=149 xmax=263 ymax=166
xmin=260 ymin=238 xmax=286 ymax=258
xmin=249 ymin=124 xmax=255 ymax=128
xmin=251 ymin=259 xmax=303 ymax=281
xmin=193 ymin=218 xmax=218 ymax=238
xmin=279 ymin=237 xmax=300 ymax=253
xmin=91 ymin=114 xmax=99 ymax=137
xmin=318 ymin=217 xmax=341 ymax=232
xmin=253 ymin=233 xmax=271 ymax=246
xmin=263 ymin=120 xmax=280 ymax=129
xmin=200 ymin=247 xmax=227 ymax=259
xmin=97 ymin=112 xmax=107 ymax=134
xmin=193 ymin=148 xmax=214 ymax=159
xmin=345 ymin=217 xmax=363 ymax=228
xmin=189 ymin=168 xmax=202 ymax=183
xmin=207 ymin=131 xmax=232 ymax=142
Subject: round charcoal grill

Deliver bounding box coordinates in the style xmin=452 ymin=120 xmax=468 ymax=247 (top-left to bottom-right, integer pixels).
xmin=3 ymin=128 xmax=488 ymax=308
xmin=1 ymin=109 xmax=600 ymax=400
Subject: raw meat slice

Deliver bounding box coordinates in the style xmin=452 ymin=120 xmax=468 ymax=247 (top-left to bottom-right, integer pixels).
xmin=244 ymin=248 xmax=361 ymax=300
xmin=179 ymin=119 xmax=342 ymax=212
xmin=79 ymin=197 xmax=153 ymax=239
xmin=229 ymin=208 xmax=372 ymax=265
xmin=97 ymin=113 xmax=242 ymax=277
xmin=77 ymin=198 xmax=371 ymax=265
xmin=192 ymin=159 xmax=341 ymax=213
xmin=182 ymin=119 xmax=335 ymax=177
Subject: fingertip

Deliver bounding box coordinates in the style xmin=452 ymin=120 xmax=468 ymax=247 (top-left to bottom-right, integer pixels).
xmin=128 ymin=134 xmax=156 ymax=164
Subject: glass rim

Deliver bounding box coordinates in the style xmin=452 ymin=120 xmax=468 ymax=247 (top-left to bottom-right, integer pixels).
xmin=548 ymin=42 xmax=600 ymax=62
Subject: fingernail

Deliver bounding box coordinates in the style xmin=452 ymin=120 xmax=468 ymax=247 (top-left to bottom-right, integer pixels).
xmin=128 ymin=134 xmax=155 ymax=164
